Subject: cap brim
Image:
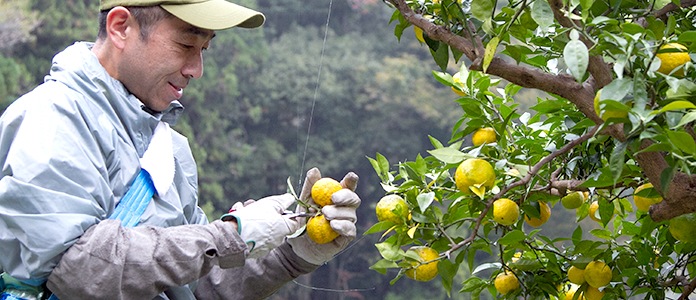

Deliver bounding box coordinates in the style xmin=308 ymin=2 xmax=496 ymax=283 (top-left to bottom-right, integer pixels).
xmin=161 ymin=0 xmax=265 ymax=30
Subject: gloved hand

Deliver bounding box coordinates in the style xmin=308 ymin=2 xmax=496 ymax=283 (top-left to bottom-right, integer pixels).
xmin=221 ymin=194 xmax=300 ymax=258
xmin=287 ymin=168 xmax=361 ymax=265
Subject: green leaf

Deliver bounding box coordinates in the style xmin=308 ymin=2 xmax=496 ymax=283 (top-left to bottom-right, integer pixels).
xmin=433 ymin=41 xmax=449 ymax=71
xmin=563 ymin=39 xmax=589 ymax=82
xmin=471 ymin=0 xmax=495 ymax=22
xmin=363 ymin=220 xmax=397 ymax=235
xmin=375 ymin=240 xmax=404 ymax=261
xmin=674 ymin=111 xmax=696 ymax=129
xmin=471 ymin=262 xmax=501 ymax=275
xmin=432 ymin=70 xmax=454 ymax=86
xmin=438 ymin=259 xmax=458 ymax=296
xmin=590 ymin=228 xmax=612 ymax=240
xmin=667 ymin=130 xmax=696 ymax=155
xmin=531 ymin=0 xmax=554 ymax=30
xmin=572 ymin=225 xmax=583 ymax=246
xmin=609 ymin=141 xmax=628 ymax=185
xmin=417 ymin=192 xmax=436 ymax=212
xmin=369 ymin=259 xmax=399 ymax=274
xmin=498 ymin=229 xmax=526 ymax=245
xmin=654 ymin=100 xmax=696 ymax=114
xmin=460 ymin=276 xmax=486 ymax=293
xmin=598 ymin=198 xmax=614 ymax=227
xmin=483 ymin=36 xmax=499 ymax=73
xmin=428 ymin=147 xmax=468 ymax=164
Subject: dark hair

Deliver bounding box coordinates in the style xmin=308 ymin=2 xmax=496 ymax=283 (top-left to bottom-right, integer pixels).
xmin=97 ymin=6 xmax=173 ymax=40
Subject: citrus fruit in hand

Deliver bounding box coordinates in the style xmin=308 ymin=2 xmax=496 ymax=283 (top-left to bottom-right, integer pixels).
xmin=584 ymin=261 xmax=612 ymax=288
xmin=669 ymin=212 xmax=696 ymax=242
xmin=404 ymin=246 xmax=439 ymax=282
xmin=594 ymin=90 xmax=628 ymax=121
xmin=567 ymin=265 xmax=586 ymax=285
xmin=454 ymin=158 xmax=496 ymax=195
xmin=656 ymin=42 xmax=691 ymax=76
xmin=493 ymin=198 xmax=520 ymax=226
xmin=584 ymin=286 xmax=606 ymax=300
xmin=311 ymin=177 xmax=342 ymax=207
xmin=472 ymin=127 xmax=497 ymax=146
xmin=307 ymin=214 xmax=339 ymax=244
xmin=561 ymin=191 xmax=586 ymax=209
xmin=524 ymin=201 xmax=551 ymax=227
xmin=494 ymin=271 xmax=520 ymax=295
xmin=376 ymin=194 xmax=409 ymax=224
xmin=633 ymin=183 xmax=663 ymax=212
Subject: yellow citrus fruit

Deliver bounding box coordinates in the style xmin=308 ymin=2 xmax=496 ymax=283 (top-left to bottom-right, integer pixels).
xmin=669 ymin=212 xmax=696 ymax=242
xmin=584 ymin=261 xmax=612 ymax=288
xmin=561 ymin=191 xmax=586 ymax=209
xmin=404 ymin=246 xmax=439 ymax=282
xmin=311 ymin=177 xmax=342 ymax=207
xmin=584 ymin=286 xmax=605 ymax=300
xmin=414 ymin=26 xmax=425 ymax=43
xmin=567 ymin=266 xmax=586 ymax=285
xmin=376 ymin=194 xmax=409 ymax=224
xmin=633 ymin=183 xmax=663 ymax=212
xmin=563 ymin=284 xmax=580 ymax=300
xmin=494 ymin=271 xmax=520 ymax=295
xmin=656 ymin=42 xmax=691 ymax=76
xmin=306 ymin=214 xmax=339 ymax=244
xmin=525 ymin=201 xmax=551 ymax=227
xmin=454 ymin=158 xmax=496 ymax=194
xmin=472 ymin=127 xmax=497 ymax=146
xmin=594 ymin=90 xmax=627 ymax=121
xmin=588 ymin=201 xmax=606 ymax=222
xmin=493 ymin=198 xmax=520 ymax=226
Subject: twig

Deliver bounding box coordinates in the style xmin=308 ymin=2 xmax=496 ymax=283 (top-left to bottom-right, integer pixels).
xmin=678 ymin=276 xmax=696 ymax=300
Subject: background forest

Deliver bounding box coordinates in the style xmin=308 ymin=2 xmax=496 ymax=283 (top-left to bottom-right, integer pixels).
xmin=0 ymin=0 xmax=552 ymax=299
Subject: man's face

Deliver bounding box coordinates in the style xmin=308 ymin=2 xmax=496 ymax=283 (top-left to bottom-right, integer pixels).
xmin=118 ymin=14 xmax=215 ymax=112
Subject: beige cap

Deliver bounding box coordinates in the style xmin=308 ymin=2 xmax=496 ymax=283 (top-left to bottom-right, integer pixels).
xmin=99 ymin=0 xmax=265 ymax=30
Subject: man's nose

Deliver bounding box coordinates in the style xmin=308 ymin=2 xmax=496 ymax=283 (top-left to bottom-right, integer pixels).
xmin=183 ymin=52 xmax=204 ymax=79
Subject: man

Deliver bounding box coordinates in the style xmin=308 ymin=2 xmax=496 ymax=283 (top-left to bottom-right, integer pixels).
xmin=0 ymin=0 xmax=361 ymax=299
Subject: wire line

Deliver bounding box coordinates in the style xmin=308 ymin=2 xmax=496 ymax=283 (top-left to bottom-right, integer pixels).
xmin=299 ymin=0 xmax=333 ymax=188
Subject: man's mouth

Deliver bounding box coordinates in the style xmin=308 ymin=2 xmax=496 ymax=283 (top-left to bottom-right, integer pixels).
xmin=170 ymin=83 xmax=184 ymax=99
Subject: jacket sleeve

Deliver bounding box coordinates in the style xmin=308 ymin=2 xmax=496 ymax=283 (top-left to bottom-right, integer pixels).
xmin=46 ymin=220 xmax=248 ymax=299
xmin=0 ymin=88 xmax=125 ymax=281
xmin=193 ymin=242 xmax=319 ymax=300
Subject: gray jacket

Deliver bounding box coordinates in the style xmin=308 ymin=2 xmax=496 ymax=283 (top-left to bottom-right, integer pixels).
xmin=0 ymin=42 xmax=316 ymax=299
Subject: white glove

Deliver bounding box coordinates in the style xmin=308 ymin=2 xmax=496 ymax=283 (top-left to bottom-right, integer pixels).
xmin=221 ymin=194 xmax=300 ymax=258
xmin=287 ymin=168 xmax=361 ymax=265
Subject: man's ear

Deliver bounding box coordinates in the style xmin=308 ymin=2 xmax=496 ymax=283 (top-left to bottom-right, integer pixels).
xmin=105 ymin=7 xmax=136 ymax=50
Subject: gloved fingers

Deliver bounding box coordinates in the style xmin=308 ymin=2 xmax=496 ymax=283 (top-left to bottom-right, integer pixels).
xmin=256 ymin=193 xmax=297 ymax=212
xmin=230 ymin=199 xmax=256 ymax=211
xmin=329 ymin=219 xmax=357 ymax=238
xmin=298 ymin=167 xmax=322 ymax=202
xmin=322 ymin=205 xmax=357 ymax=223
xmin=284 ymin=217 xmax=302 ymax=234
xmin=230 ymin=201 xmax=245 ymax=211
xmin=339 ymin=172 xmax=359 ymax=192
xmin=330 ymin=189 xmax=361 ymax=208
